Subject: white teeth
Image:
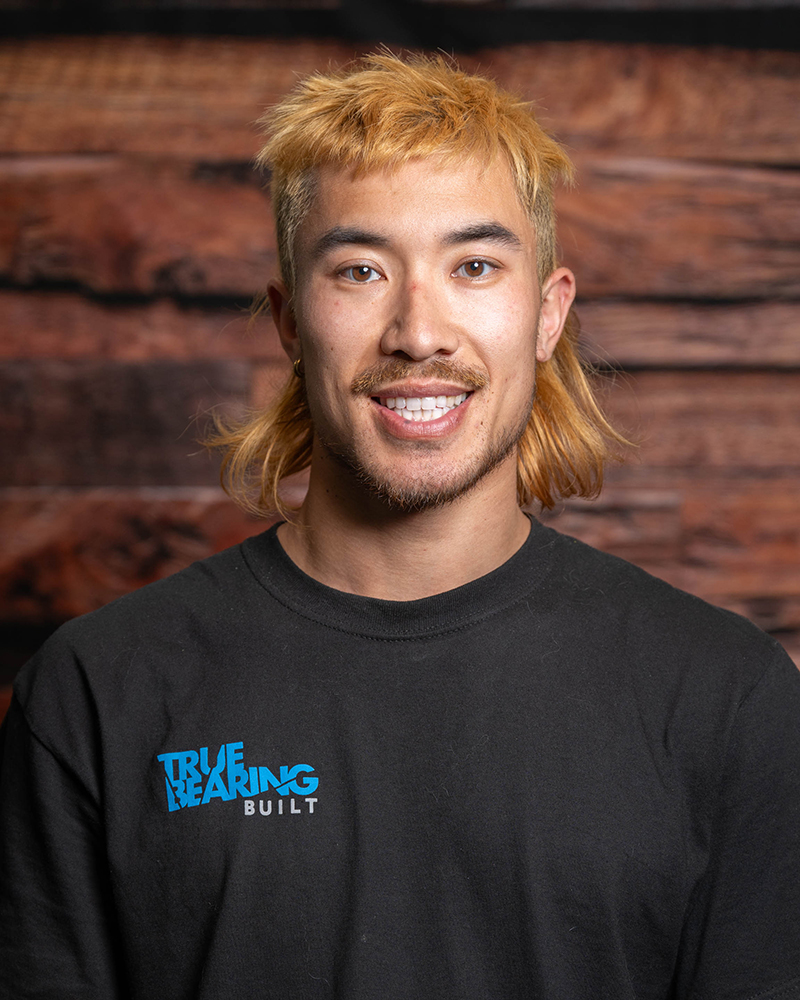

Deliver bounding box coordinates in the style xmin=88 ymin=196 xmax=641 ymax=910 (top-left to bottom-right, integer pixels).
xmin=388 ymin=392 xmax=468 ymax=422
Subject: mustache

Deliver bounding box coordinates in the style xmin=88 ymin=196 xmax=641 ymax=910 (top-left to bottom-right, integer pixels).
xmin=350 ymin=358 xmax=489 ymax=396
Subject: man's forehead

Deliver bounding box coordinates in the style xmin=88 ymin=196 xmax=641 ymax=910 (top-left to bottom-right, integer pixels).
xmin=297 ymin=153 xmax=533 ymax=249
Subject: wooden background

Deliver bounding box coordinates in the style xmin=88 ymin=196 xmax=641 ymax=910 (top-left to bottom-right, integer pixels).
xmin=1 ymin=5 xmax=799 ymax=719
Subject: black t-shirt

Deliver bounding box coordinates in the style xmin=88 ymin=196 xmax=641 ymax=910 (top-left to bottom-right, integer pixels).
xmin=2 ymin=519 xmax=799 ymax=999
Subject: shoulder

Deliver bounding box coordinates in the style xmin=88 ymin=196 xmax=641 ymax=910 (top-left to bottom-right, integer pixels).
xmin=12 ymin=533 xmax=271 ymax=736
xmin=535 ymin=521 xmax=793 ymax=692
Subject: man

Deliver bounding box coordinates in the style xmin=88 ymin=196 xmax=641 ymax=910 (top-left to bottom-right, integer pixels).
xmin=1 ymin=53 xmax=799 ymax=999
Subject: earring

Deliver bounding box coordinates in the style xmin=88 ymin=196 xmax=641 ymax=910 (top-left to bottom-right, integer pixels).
xmin=292 ymin=357 xmax=304 ymax=379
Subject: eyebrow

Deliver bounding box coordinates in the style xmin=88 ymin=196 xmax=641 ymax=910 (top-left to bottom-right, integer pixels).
xmin=310 ymin=226 xmax=391 ymax=260
xmin=441 ymin=222 xmax=524 ymax=251
xmin=309 ymin=220 xmax=524 ymax=262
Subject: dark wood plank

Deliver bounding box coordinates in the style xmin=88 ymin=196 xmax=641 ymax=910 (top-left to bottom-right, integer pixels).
xmin=0 ymin=487 xmax=273 ymax=624
xmin=0 ymin=37 xmax=362 ymax=160
xmin=0 ymin=290 xmax=282 ymax=361
xmin=0 ymin=38 xmax=797 ymax=163
xmin=0 ymin=359 xmax=254 ymax=486
xmin=577 ymin=300 xmax=800 ymax=368
xmin=3 ymin=154 xmax=798 ymax=298
xmin=0 ymin=157 xmax=275 ymax=295
xmin=557 ymin=155 xmax=800 ymax=298
xmin=476 ymin=43 xmax=800 ymax=164
xmin=600 ymin=371 xmax=800 ymax=472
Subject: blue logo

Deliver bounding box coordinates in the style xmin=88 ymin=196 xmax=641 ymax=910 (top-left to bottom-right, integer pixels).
xmin=157 ymin=741 xmax=319 ymax=813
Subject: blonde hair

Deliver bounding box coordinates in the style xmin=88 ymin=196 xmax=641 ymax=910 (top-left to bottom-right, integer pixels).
xmin=208 ymin=52 xmax=628 ymax=517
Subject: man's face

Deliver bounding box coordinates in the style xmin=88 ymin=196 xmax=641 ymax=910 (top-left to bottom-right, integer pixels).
xmin=270 ymin=154 xmax=573 ymax=512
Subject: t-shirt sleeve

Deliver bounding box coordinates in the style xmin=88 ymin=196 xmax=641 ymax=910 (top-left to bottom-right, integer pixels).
xmin=676 ymin=647 xmax=800 ymax=1000
xmin=0 ymin=693 xmax=127 ymax=998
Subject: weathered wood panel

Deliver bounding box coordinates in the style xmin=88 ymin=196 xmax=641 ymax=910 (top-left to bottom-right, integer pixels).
xmin=0 ymin=359 xmax=254 ymax=486
xmin=474 ymin=44 xmax=800 ymax=164
xmin=0 ymin=38 xmax=797 ymax=163
xmin=3 ymin=154 xmax=797 ymax=298
xmin=0 ymin=488 xmax=275 ymax=624
xmin=3 ymin=290 xmax=799 ymax=369
xmin=600 ymin=371 xmax=800 ymax=472
xmin=1 ymin=365 xmax=796 ymax=489
xmin=0 ymin=157 xmax=275 ymax=295
xmin=0 ymin=291 xmax=281 ymax=361
xmin=0 ymin=37 xmax=361 ymax=160
xmin=577 ymin=300 xmax=800 ymax=368
xmin=557 ymin=156 xmax=800 ymax=298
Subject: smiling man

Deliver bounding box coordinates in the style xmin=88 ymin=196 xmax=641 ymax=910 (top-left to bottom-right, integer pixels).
xmin=2 ymin=54 xmax=800 ymax=1000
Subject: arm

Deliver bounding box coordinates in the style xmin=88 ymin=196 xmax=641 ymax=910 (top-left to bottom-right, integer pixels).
xmin=675 ymin=648 xmax=800 ymax=999
xmin=0 ymin=696 xmax=127 ymax=999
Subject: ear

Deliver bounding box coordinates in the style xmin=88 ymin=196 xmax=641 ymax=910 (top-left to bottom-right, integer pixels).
xmin=267 ymin=279 xmax=300 ymax=363
xmin=537 ymin=267 xmax=576 ymax=362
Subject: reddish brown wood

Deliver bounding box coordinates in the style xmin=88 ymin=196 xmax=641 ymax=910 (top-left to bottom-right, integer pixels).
xmin=576 ymin=300 xmax=800 ymax=368
xmin=0 ymin=291 xmax=282 ymax=361
xmin=0 ymin=359 xmax=255 ymax=486
xmin=2 ymin=154 xmax=797 ymax=298
xmin=557 ymin=156 xmax=800 ymax=298
xmin=1 ymin=39 xmax=797 ymax=163
xmin=0 ymin=37 xmax=363 ymax=160
xmin=0 ymin=487 xmax=273 ymax=624
xmin=599 ymin=371 xmax=800 ymax=472
xmin=0 ymin=158 xmax=275 ymax=295
xmin=0 ymin=686 xmax=11 ymax=725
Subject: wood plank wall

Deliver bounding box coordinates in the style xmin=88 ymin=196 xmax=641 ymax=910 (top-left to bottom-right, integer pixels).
xmin=1 ymin=33 xmax=799 ymax=717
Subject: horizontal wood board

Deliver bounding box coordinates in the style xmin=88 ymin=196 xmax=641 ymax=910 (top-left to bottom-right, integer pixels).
xmin=0 ymin=39 xmax=798 ymax=163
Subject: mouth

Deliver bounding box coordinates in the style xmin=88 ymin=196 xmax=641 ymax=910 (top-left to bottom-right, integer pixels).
xmin=375 ymin=392 xmax=469 ymax=423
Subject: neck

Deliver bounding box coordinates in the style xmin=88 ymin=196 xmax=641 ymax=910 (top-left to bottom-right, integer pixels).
xmin=276 ymin=452 xmax=530 ymax=601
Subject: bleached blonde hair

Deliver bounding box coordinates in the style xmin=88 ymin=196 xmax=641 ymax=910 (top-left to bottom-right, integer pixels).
xmin=208 ymin=52 xmax=628 ymax=517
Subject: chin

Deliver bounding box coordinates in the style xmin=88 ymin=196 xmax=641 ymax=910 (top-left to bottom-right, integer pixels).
xmin=332 ymin=430 xmax=522 ymax=514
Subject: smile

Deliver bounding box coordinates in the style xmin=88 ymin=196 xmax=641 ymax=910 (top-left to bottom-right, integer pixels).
xmin=378 ymin=393 xmax=469 ymax=422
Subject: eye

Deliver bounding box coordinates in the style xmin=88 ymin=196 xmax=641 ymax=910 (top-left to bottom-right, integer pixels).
xmin=455 ymin=259 xmax=496 ymax=279
xmin=340 ymin=265 xmax=381 ymax=283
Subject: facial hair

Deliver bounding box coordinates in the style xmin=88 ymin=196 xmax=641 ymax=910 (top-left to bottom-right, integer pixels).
xmin=316 ymin=357 xmax=533 ymax=513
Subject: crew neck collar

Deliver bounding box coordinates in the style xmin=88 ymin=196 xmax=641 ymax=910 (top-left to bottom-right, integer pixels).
xmin=240 ymin=516 xmax=557 ymax=641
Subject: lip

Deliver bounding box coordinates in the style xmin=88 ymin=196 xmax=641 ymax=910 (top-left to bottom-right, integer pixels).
xmin=368 ymin=381 xmax=475 ymax=399
xmin=369 ymin=391 xmax=473 ymax=439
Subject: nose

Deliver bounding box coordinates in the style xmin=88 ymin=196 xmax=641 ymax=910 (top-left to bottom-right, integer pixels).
xmin=379 ymin=278 xmax=460 ymax=361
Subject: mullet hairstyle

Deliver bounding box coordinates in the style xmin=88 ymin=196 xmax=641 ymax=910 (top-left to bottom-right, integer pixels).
xmin=208 ymin=52 xmax=629 ymax=518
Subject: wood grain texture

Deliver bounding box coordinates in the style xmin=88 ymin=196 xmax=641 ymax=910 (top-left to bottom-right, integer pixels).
xmin=0 ymin=291 xmax=281 ymax=361
xmin=0 ymin=487 xmax=272 ymax=623
xmin=0 ymin=157 xmax=275 ymax=295
xmin=600 ymin=371 xmax=800 ymax=472
xmin=576 ymin=300 xmax=800 ymax=368
xmin=557 ymin=156 xmax=800 ymax=298
xmin=0 ymin=359 xmax=254 ymax=486
xmin=3 ymin=154 xmax=797 ymax=298
xmin=471 ymin=43 xmax=800 ymax=163
xmin=2 ymin=290 xmax=798 ymax=369
xmin=0 ymin=38 xmax=797 ymax=162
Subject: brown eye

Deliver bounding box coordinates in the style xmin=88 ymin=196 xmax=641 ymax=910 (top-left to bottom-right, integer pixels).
xmin=343 ymin=265 xmax=380 ymax=283
xmin=456 ymin=260 xmax=494 ymax=278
